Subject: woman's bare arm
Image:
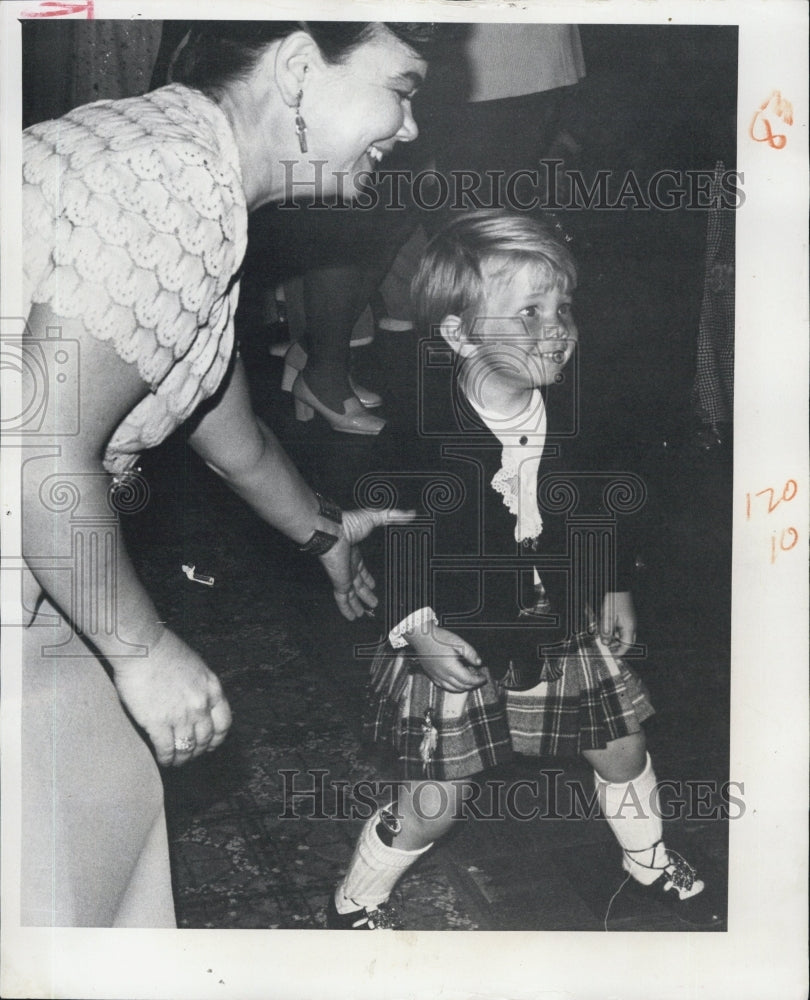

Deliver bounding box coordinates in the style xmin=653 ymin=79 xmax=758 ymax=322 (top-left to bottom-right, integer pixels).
xmin=22 ymin=305 xmax=231 ymax=765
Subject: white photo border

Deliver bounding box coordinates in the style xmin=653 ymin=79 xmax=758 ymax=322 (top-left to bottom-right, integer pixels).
xmin=1 ymin=2 xmax=807 ymax=998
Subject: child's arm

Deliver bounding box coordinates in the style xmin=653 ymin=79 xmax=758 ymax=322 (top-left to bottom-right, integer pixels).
xmin=395 ymin=616 xmax=486 ymax=693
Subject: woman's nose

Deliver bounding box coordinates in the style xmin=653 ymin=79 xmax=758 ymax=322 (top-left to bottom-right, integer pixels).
xmin=395 ymin=102 xmax=419 ymax=143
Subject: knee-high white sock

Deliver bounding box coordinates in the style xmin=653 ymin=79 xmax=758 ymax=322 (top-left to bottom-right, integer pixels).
xmin=335 ymin=809 xmax=432 ymax=912
xmin=596 ymin=753 xmax=667 ymax=886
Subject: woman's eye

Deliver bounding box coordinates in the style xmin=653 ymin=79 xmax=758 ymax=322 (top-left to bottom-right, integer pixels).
xmin=557 ymin=302 xmax=572 ymax=317
xmin=519 ymin=305 xmax=538 ymax=318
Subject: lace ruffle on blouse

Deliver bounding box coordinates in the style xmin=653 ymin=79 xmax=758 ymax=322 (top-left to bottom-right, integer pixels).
xmin=490 ymin=457 xmax=544 ymax=543
xmin=23 ymin=84 xmax=248 ymax=474
xmin=468 ymin=389 xmax=547 ymax=545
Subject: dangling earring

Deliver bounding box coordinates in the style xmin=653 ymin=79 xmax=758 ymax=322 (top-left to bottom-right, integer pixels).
xmin=294 ymin=89 xmax=308 ymax=153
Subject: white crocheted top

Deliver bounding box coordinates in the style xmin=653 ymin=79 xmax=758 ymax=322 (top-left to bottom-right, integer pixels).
xmin=23 ymin=84 xmax=248 ymax=474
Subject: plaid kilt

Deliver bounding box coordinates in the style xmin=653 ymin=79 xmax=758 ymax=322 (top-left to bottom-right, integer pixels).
xmin=362 ymin=633 xmax=654 ymax=781
xmin=362 ymin=645 xmax=514 ymax=781
xmin=505 ymin=633 xmax=654 ymax=758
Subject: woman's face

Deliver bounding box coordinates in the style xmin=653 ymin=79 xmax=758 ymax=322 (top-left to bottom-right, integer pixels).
xmin=302 ymin=28 xmax=427 ymax=191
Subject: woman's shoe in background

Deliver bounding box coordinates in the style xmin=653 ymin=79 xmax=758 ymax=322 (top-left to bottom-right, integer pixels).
xmin=348 ymin=377 xmax=382 ymax=409
xmin=281 ymin=343 xmax=383 ymax=409
xmin=280 ymin=341 xmax=308 ymax=393
xmin=291 ymin=373 xmax=385 ymax=436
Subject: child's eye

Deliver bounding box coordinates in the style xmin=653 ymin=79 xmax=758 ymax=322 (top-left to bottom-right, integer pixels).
xmin=557 ymin=302 xmax=572 ymax=317
xmin=519 ymin=305 xmax=538 ymax=318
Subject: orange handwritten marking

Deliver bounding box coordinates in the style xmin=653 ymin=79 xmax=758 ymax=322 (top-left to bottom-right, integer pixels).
xmin=771 ymin=527 xmax=799 ymax=564
xmin=752 ymin=478 xmax=798 ymax=514
xmin=21 ymin=0 xmax=94 ymax=18
xmin=749 ymin=90 xmax=794 ymax=149
xmin=746 ymin=479 xmax=799 ymax=564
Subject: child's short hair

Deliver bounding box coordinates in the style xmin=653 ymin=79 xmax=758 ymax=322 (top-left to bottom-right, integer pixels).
xmin=411 ymin=210 xmax=577 ymax=334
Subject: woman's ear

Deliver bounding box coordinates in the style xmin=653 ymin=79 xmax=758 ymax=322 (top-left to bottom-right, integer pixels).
xmin=272 ymin=30 xmax=322 ymax=106
xmin=438 ymin=315 xmax=475 ymax=357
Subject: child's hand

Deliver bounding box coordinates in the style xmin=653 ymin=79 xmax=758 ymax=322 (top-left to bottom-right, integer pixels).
xmin=599 ymin=590 xmax=637 ymax=657
xmin=406 ymin=626 xmax=486 ymax=693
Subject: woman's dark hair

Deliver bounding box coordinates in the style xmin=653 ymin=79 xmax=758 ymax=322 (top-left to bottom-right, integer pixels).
xmin=171 ymin=21 xmax=448 ymax=95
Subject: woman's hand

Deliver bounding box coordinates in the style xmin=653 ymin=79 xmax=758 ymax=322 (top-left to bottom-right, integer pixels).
xmin=599 ymin=590 xmax=637 ymax=657
xmin=407 ymin=625 xmax=486 ymax=693
xmin=187 ymin=362 xmax=416 ymax=620
xmin=319 ymin=508 xmax=415 ymax=620
xmin=111 ymin=630 xmax=232 ymax=767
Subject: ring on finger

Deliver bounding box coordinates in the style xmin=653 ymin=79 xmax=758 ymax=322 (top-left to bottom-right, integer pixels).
xmin=174 ymin=736 xmax=195 ymax=752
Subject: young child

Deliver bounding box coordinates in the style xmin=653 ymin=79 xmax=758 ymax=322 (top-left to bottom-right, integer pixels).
xmin=326 ymin=211 xmax=722 ymax=931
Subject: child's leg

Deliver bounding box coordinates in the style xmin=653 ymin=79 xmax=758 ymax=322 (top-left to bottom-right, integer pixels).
xmin=584 ymin=733 xmax=723 ymax=928
xmin=333 ymin=779 xmax=461 ymax=919
xmin=585 ymin=734 xmax=718 ymax=910
xmin=583 ymin=732 xmax=669 ymax=886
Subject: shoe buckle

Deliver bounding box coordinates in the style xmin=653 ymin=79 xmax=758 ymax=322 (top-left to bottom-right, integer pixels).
xmin=664 ymin=853 xmax=698 ymax=893
xmin=368 ymin=904 xmax=400 ymax=930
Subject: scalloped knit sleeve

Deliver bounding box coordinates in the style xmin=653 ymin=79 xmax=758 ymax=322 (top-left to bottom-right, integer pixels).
xmin=23 ymin=85 xmax=248 ymax=474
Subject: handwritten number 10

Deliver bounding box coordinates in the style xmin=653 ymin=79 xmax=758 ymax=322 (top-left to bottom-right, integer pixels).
xmin=771 ymin=526 xmax=799 ymax=563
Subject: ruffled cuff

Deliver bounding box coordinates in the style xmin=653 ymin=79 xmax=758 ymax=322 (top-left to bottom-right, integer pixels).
xmin=389 ymin=607 xmax=439 ymax=649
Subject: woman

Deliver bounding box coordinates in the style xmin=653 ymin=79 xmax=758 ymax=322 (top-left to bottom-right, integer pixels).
xmin=20 ymin=20 xmax=440 ymax=927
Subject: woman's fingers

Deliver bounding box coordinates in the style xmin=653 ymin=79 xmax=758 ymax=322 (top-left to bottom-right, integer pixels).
xmin=335 ymin=589 xmax=363 ymax=621
xmin=329 ymin=551 xmax=380 ymax=619
xmin=151 ymin=728 xmax=177 ymax=767
xmin=209 ymin=696 xmax=233 ymax=746
xmin=381 ymin=507 xmax=417 ymax=527
xmin=341 ymin=508 xmax=416 ymax=544
xmin=356 ymin=559 xmax=376 ymax=592
xmin=352 ymin=572 xmax=377 ymax=609
xmin=113 ymin=633 xmax=233 ymax=766
xmin=168 ymin=697 xmax=231 ymax=765
xmin=346 ymin=590 xmax=366 ymax=619
xmin=192 ymin=716 xmax=215 ymax=753
xmin=170 ymin=731 xmax=197 ymax=766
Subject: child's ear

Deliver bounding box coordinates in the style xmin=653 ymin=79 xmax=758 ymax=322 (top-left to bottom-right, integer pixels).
xmin=438 ymin=315 xmax=475 ymax=357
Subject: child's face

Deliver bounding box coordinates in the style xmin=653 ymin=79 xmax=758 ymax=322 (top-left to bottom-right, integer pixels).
xmin=466 ymin=262 xmax=578 ymax=391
